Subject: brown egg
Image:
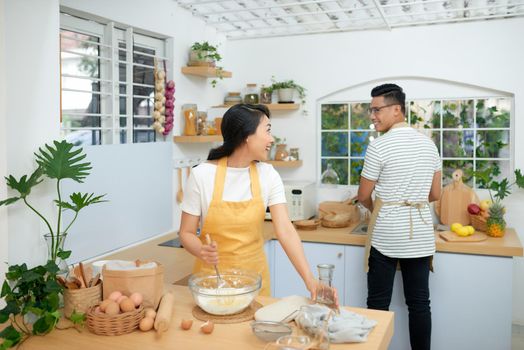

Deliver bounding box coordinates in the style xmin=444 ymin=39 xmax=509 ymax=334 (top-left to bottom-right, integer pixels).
xmin=100 ymin=299 xmax=113 ymax=312
xmin=108 ymin=291 xmax=122 ymax=301
xmin=200 ymin=320 xmax=214 ymax=334
xmin=129 ymin=292 xmax=143 ymax=307
xmin=139 ymin=317 xmax=154 ymax=331
xmin=180 ymin=319 xmax=193 ymax=330
xmin=116 ymin=295 xmax=128 ymax=304
xmin=120 ymin=298 xmax=136 ymax=313
xmin=105 ymin=301 xmax=120 ymax=315
xmin=144 ymin=308 xmax=157 ymax=319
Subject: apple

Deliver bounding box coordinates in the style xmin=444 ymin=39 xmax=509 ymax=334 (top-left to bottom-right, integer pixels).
xmin=467 ymin=203 xmax=481 ymax=215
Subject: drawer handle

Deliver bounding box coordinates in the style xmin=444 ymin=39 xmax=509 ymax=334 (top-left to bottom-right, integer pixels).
xmin=337 ymin=253 xmax=343 ymax=258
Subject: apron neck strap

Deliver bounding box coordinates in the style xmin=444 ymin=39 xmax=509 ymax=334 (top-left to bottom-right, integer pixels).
xmin=212 ymin=157 xmax=261 ymax=201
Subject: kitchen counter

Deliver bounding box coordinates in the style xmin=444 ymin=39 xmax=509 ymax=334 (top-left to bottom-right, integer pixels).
xmin=21 ymin=285 xmax=394 ymax=350
xmin=262 ymin=221 xmax=523 ymax=257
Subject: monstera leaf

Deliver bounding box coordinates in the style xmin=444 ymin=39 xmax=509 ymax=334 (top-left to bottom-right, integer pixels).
xmin=34 ymin=140 xmax=92 ymax=183
xmin=0 ymin=167 xmax=43 ymax=206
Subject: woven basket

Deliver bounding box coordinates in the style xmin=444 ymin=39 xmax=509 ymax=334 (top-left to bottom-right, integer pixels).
xmin=470 ymin=214 xmax=487 ymax=232
xmin=86 ymin=304 xmax=145 ymax=336
xmin=63 ymin=284 xmax=102 ymax=319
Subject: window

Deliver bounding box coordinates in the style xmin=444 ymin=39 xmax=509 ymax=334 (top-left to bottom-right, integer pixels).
xmin=320 ymin=97 xmax=513 ymax=188
xmin=60 ymin=13 xmax=169 ymax=146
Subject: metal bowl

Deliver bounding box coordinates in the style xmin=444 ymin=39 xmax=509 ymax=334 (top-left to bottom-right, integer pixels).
xmin=251 ymin=321 xmax=293 ymax=342
xmin=188 ymin=269 xmax=261 ymax=316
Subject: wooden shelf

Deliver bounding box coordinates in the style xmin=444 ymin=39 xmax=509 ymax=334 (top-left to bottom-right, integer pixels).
xmin=264 ymin=160 xmax=303 ymax=168
xmin=173 ymin=135 xmax=223 ymax=143
xmin=181 ymin=66 xmax=232 ymax=78
xmin=212 ymin=103 xmax=299 ymax=111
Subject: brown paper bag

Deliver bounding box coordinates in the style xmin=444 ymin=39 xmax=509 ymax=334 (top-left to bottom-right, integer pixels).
xmin=102 ymin=261 xmax=164 ymax=309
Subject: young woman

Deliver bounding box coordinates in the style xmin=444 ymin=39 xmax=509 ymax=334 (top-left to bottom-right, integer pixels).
xmin=179 ymin=104 xmax=336 ymax=304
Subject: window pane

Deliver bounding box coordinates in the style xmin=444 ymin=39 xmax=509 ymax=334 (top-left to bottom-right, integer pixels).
xmin=409 ymin=100 xmax=441 ymax=128
xmin=442 ymin=160 xmax=474 ymax=186
xmin=442 ymin=130 xmax=474 ymax=157
xmin=350 ymin=103 xmax=371 ymax=130
xmin=134 ymin=117 xmax=152 ymax=128
xmin=321 ymin=132 xmax=348 ymax=157
xmin=476 ymin=160 xmax=511 ymax=189
xmin=442 ymin=100 xmax=473 ymax=128
xmin=61 ymin=129 xmax=102 ymax=146
xmin=134 ymin=130 xmax=156 ymax=143
xmin=61 ymin=114 xmax=101 ymax=128
xmin=476 ymin=130 xmax=510 ymax=158
xmin=60 ymin=30 xmax=100 ymax=78
xmin=350 ymin=131 xmax=378 ymax=157
xmin=62 ymin=90 xmax=101 ymax=115
xmin=321 ymin=104 xmax=348 ymax=130
xmin=476 ymin=98 xmax=511 ymax=128
xmin=321 ymin=159 xmax=348 ymax=185
xmin=134 ymin=97 xmax=154 ymax=116
xmin=350 ymin=159 xmax=364 ymax=185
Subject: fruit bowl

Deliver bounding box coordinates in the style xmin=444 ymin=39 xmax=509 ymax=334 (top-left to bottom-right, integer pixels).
xmin=188 ymin=269 xmax=261 ymax=315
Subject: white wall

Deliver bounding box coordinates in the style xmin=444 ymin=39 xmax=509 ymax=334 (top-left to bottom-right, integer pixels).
xmin=226 ymin=18 xmax=524 ymax=323
xmin=0 ymin=0 xmax=8 ymax=306
xmin=3 ymin=0 xmax=226 ymax=268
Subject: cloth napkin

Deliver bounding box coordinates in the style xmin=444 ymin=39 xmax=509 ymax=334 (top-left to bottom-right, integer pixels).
xmin=295 ymin=304 xmax=377 ymax=343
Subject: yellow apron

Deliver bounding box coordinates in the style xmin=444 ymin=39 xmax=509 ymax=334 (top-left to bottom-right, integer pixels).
xmin=193 ymin=157 xmax=271 ymax=296
xmin=362 ymin=121 xmax=433 ymax=272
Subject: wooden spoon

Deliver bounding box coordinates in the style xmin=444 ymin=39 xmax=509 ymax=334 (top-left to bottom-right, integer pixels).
xmin=176 ymin=168 xmax=184 ymax=204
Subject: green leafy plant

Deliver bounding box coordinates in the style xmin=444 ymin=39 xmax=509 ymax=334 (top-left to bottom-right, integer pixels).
xmin=190 ymin=41 xmax=222 ymax=62
xmin=270 ymin=76 xmax=307 ymax=104
xmin=473 ymin=168 xmax=524 ymax=202
xmin=0 ymin=140 xmax=107 ymax=264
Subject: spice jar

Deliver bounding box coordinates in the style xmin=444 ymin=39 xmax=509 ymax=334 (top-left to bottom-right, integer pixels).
xmin=260 ymin=85 xmax=272 ymax=104
xmin=224 ymin=92 xmax=242 ymax=106
xmin=244 ymin=84 xmax=259 ymax=104
xmin=182 ymin=104 xmax=197 ymax=136
xmin=197 ymin=111 xmax=207 ymax=135
xmin=289 ymin=148 xmax=299 ymax=160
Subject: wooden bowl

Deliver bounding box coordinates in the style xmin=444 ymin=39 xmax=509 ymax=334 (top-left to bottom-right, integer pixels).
xmin=294 ymin=220 xmax=319 ymax=231
xmin=321 ymin=213 xmax=352 ymax=228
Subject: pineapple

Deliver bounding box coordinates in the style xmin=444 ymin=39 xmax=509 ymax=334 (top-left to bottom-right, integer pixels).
xmin=486 ymin=201 xmax=506 ymax=237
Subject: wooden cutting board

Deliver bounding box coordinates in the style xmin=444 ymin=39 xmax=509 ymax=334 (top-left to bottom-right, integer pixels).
xmin=439 ymin=230 xmax=488 ymax=242
xmin=435 ymin=169 xmax=479 ymax=225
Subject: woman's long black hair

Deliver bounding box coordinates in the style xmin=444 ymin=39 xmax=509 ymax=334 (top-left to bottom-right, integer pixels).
xmin=207 ymin=104 xmax=271 ymax=160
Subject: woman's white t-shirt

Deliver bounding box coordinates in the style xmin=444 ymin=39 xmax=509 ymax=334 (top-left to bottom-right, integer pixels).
xmin=180 ymin=162 xmax=287 ymax=223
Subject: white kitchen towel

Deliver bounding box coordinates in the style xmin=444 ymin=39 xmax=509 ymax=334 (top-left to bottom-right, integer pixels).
xmin=254 ymin=295 xmax=311 ymax=322
xmin=295 ymin=304 xmax=377 ymax=343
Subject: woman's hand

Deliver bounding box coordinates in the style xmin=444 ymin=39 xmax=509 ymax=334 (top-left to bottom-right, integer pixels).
xmin=306 ymin=277 xmax=340 ymax=310
xmin=199 ymin=240 xmax=218 ymax=265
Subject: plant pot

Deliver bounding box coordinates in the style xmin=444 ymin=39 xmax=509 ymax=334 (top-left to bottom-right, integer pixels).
xmin=277 ymin=88 xmax=294 ymax=103
xmin=188 ymin=50 xmax=215 ymax=67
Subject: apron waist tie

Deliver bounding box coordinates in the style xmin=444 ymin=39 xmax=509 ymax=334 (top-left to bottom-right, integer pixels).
xmin=381 ymin=201 xmax=429 ymax=239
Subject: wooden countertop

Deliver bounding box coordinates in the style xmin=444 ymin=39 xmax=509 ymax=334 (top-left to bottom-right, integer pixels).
xmin=263 ymin=221 xmax=523 ymax=258
xmin=22 ymin=285 xmax=394 ymax=350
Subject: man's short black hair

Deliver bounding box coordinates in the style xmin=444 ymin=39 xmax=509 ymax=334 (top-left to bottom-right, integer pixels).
xmin=371 ymin=83 xmax=406 ymax=115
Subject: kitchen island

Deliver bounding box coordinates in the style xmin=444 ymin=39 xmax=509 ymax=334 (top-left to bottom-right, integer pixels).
xmin=20 ymin=285 xmax=394 ymax=350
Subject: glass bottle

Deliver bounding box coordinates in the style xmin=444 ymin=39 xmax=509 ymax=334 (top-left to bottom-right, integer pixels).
xmin=244 ymin=84 xmax=259 ymax=104
xmin=320 ymin=163 xmax=339 ymax=185
xmin=182 ymin=104 xmax=197 ymax=136
xmin=260 ymin=84 xmax=272 ymax=104
xmin=44 ymin=233 xmax=69 ymax=277
xmin=316 ymin=264 xmax=335 ymax=306
xmin=289 ymin=148 xmax=299 ymax=160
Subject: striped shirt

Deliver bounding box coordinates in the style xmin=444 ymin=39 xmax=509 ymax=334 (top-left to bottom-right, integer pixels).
xmin=361 ymin=126 xmax=441 ymax=258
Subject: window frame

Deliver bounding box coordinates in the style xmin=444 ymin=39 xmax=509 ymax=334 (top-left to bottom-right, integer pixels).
xmin=318 ymin=95 xmax=515 ymax=188
xmin=60 ymin=12 xmax=171 ymax=145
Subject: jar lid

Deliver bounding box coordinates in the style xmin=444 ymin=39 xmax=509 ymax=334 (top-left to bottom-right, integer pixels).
xmin=228 ymin=92 xmax=241 ymax=96
xmin=246 ymin=83 xmax=257 ymax=87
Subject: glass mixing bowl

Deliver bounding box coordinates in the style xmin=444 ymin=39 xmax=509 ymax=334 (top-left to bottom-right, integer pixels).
xmin=188 ymin=269 xmax=261 ymax=315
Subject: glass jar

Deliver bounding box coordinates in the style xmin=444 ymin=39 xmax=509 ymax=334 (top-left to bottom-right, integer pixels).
xmin=224 ymin=92 xmax=242 ymax=106
xmin=196 ymin=111 xmax=207 ymax=135
xmin=260 ymin=85 xmax=272 ymax=104
xmin=315 ymin=264 xmax=335 ymax=306
xmin=182 ymin=104 xmax=197 ymax=136
xmin=244 ymin=84 xmax=259 ymax=104
xmin=320 ymin=163 xmax=339 ymax=185
xmin=289 ymin=148 xmax=299 ymax=160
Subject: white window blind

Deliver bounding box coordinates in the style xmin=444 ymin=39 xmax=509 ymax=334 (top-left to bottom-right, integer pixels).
xmin=60 ymin=13 xmax=169 ymax=146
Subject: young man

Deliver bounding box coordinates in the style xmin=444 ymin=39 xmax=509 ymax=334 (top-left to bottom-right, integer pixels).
xmin=358 ymin=84 xmax=441 ymax=350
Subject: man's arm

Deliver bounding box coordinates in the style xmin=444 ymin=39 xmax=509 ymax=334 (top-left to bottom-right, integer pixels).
xmin=428 ymin=171 xmax=442 ymax=202
xmin=358 ymin=176 xmax=376 ymax=212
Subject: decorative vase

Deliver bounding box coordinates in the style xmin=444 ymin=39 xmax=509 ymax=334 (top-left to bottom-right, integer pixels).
xmin=274 ymin=144 xmax=288 ymax=161
xmin=44 ymin=232 xmax=69 ymax=276
xmin=277 ymin=88 xmax=294 ymax=103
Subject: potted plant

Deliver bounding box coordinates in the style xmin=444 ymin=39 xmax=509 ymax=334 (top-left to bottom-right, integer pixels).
xmin=270 ymin=77 xmax=306 ymax=105
xmin=0 ymin=140 xmax=107 ymax=273
xmin=188 ymin=41 xmax=222 ymax=67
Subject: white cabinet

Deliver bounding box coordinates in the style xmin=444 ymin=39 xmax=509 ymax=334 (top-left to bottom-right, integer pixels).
xmin=271 ymin=241 xmax=345 ymax=302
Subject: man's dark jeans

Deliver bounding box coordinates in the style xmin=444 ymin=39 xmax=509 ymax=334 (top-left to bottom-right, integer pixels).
xmin=367 ymin=246 xmax=432 ymax=350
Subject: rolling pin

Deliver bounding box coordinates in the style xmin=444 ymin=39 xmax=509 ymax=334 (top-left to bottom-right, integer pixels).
xmin=154 ymin=292 xmax=174 ymax=334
